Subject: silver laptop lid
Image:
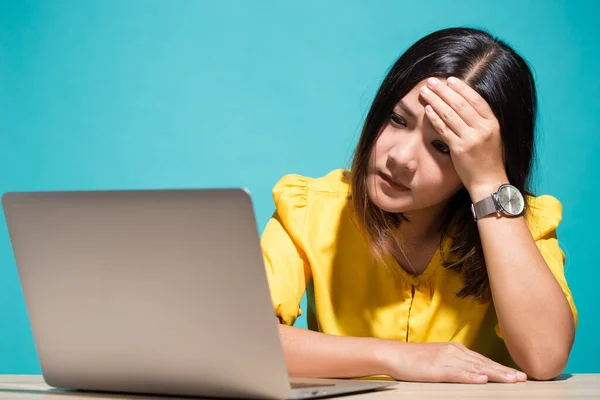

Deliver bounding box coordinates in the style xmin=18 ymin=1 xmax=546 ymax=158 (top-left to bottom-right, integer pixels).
xmin=2 ymin=188 xmax=290 ymax=399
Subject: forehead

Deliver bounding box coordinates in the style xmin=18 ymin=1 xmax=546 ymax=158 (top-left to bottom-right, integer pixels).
xmin=399 ymin=78 xmax=448 ymax=109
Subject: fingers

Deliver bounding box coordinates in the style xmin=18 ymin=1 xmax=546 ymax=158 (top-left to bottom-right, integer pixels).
xmin=424 ymin=104 xmax=457 ymax=146
xmin=446 ymin=77 xmax=496 ymax=120
xmin=426 ymin=77 xmax=481 ymax=128
xmin=411 ymin=343 xmax=528 ymax=385
xmin=447 ymin=344 xmax=526 ymax=384
xmin=474 ymin=353 xmax=525 ymax=377
xmin=420 ymin=84 xmax=468 ymax=137
xmin=464 ymin=359 xmax=520 ymax=383
xmin=451 ymin=370 xmax=488 ymax=384
xmin=465 ymin=350 xmax=527 ymax=383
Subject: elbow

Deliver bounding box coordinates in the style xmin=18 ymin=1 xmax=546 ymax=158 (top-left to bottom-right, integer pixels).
xmin=524 ymin=365 xmax=565 ymax=381
xmin=509 ymin=322 xmax=575 ymax=381
xmin=520 ymin=350 xmax=570 ymax=381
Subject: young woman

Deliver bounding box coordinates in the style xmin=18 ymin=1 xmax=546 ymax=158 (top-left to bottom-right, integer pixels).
xmin=260 ymin=27 xmax=577 ymax=383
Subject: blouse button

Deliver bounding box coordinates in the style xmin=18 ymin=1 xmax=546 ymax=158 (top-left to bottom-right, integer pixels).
xmin=411 ymin=277 xmax=421 ymax=288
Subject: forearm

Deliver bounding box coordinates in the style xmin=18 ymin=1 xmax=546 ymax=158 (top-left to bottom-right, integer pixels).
xmin=278 ymin=324 xmax=391 ymax=378
xmin=471 ymin=186 xmax=575 ymax=380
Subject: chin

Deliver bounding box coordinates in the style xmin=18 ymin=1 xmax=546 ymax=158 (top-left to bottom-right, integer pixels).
xmin=368 ymin=187 xmax=414 ymax=213
xmin=375 ymin=200 xmax=412 ymax=214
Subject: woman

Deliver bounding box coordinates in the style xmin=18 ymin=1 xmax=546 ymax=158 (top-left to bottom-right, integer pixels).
xmin=260 ymin=27 xmax=577 ymax=383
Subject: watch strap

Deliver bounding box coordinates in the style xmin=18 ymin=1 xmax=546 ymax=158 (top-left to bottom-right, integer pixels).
xmin=470 ymin=195 xmax=498 ymax=221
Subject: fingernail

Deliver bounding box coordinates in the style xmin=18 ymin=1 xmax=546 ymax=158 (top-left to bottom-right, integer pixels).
xmin=505 ymin=373 xmax=517 ymax=381
xmin=448 ymin=76 xmax=459 ymax=85
xmin=517 ymin=372 xmax=527 ymax=380
xmin=427 ymin=77 xmax=439 ymax=86
xmin=421 ymin=86 xmax=431 ymax=95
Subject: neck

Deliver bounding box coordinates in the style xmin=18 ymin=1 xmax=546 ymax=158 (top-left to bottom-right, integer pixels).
xmin=397 ymin=201 xmax=448 ymax=246
xmin=390 ymin=204 xmax=447 ymax=276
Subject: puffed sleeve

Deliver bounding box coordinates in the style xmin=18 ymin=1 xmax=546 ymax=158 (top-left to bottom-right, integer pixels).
xmin=260 ymin=174 xmax=313 ymax=326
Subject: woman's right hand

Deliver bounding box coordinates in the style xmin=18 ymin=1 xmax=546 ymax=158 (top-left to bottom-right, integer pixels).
xmin=380 ymin=342 xmax=527 ymax=384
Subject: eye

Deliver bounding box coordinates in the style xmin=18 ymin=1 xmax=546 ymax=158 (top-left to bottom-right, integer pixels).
xmin=389 ymin=112 xmax=407 ymax=128
xmin=432 ymin=140 xmax=450 ymax=155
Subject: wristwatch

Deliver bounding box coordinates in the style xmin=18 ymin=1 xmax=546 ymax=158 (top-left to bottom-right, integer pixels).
xmin=470 ymin=183 xmax=525 ymax=221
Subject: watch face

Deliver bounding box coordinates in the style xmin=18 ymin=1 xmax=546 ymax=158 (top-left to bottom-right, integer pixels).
xmin=497 ymin=184 xmax=525 ymax=215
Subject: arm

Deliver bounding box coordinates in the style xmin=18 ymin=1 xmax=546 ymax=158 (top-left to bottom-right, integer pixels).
xmin=420 ymin=76 xmax=576 ymax=381
xmin=278 ymin=324 xmax=385 ymax=378
xmin=278 ymin=322 xmax=525 ymax=383
xmin=470 ymin=183 xmax=575 ymax=380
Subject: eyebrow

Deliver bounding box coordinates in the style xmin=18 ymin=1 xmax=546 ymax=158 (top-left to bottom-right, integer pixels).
xmin=395 ymin=101 xmax=417 ymax=119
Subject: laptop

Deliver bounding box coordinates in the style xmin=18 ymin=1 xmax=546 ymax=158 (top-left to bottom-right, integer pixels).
xmin=2 ymin=188 xmax=395 ymax=399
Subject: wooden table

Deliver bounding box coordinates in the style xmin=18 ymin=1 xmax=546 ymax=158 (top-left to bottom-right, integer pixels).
xmin=0 ymin=374 xmax=598 ymax=399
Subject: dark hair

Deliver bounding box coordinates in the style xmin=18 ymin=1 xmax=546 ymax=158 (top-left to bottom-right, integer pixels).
xmin=350 ymin=27 xmax=537 ymax=302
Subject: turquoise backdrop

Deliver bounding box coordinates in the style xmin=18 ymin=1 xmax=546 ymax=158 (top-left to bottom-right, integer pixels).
xmin=1 ymin=0 xmax=598 ymax=373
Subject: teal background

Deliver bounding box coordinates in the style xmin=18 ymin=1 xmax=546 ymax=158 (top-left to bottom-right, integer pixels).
xmin=0 ymin=0 xmax=598 ymax=374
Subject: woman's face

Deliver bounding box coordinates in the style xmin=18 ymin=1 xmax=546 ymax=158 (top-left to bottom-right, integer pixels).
xmin=367 ymin=79 xmax=464 ymax=215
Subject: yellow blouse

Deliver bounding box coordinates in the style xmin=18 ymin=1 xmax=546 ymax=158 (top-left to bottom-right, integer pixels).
xmin=260 ymin=169 xmax=578 ymax=367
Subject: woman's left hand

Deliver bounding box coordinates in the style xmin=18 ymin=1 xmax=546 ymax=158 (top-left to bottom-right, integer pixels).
xmin=419 ymin=77 xmax=508 ymax=200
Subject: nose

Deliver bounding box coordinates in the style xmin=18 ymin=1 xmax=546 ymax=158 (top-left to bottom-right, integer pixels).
xmin=388 ymin=137 xmax=418 ymax=174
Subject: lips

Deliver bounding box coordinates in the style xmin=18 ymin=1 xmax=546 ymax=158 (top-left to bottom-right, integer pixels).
xmin=378 ymin=171 xmax=410 ymax=191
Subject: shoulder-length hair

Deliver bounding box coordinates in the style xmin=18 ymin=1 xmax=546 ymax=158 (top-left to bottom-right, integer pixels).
xmin=350 ymin=27 xmax=537 ymax=302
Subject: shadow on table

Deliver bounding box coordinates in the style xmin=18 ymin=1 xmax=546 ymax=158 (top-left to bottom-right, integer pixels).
xmin=550 ymin=374 xmax=573 ymax=382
